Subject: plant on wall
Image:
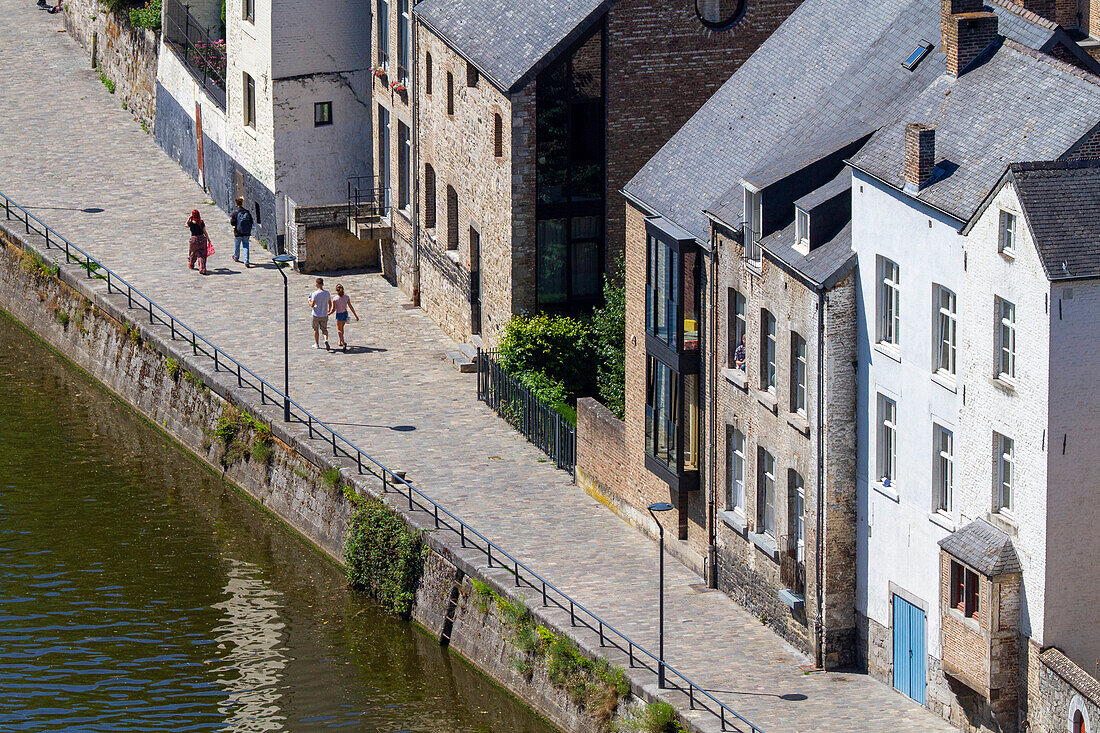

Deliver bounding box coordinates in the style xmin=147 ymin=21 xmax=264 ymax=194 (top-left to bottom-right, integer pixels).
xmin=128 ymin=0 xmax=160 ymax=29
xmin=344 ymin=498 xmax=426 ymax=618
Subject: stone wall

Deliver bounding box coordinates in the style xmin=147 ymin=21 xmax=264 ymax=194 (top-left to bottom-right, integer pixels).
xmin=293 ymin=204 xmax=379 ymax=272
xmin=1028 ymin=647 xmax=1100 ymax=733
xmin=64 ymin=0 xmax=158 ymax=128
xmin=0 ymin=218 xmax=714 ymax=733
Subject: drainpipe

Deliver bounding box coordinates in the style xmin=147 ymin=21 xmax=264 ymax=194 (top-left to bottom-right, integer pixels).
xmin=410 ymin=12 xmax=421 ymax=306
xmin=814 ymin=288 xmax=827 ymax=668
xmin=706 ymin=235 xmax=719 ymax=589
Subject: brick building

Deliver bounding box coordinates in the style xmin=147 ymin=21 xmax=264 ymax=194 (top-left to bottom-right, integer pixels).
xmin=399 ymin=0 xmax=802 ymax=345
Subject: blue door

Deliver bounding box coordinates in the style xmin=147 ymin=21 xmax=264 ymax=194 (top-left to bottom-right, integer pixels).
xmin=892 ymin=594 xmax=926 ymax=704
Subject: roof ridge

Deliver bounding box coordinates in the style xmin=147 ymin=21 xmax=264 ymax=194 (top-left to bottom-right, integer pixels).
xmin=1001 ymin=37 xmax=1100 ymax=86
xmin=1011 ymin=158 xmax=1100 ymax=172
xmin=986 ymin=0 xmax=1059 ymax=31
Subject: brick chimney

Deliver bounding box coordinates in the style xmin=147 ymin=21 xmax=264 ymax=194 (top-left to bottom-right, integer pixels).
xmin=904 ymin=123 xmax=936 ymax=193
xmin=1009 ymin=0 xmax=1056 ymax=22
xmin=942 ymin=0 xmax=999 ymax=75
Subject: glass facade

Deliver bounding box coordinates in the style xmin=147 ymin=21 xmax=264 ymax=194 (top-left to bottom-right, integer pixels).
xmin=645 ymin=357 xmax=679 ymax=471
xmin=535 ymin=22 xmax=605 ymax=310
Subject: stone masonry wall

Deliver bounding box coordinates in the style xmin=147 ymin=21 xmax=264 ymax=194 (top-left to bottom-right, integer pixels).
xmin=1028 ymin=647 xmax=1100 ymax=733
xmin=294 ymin=204 xmax=380 ymax=273
xmin=64 ymin=0 xmax=158 ymax=128
xmin=603 ymin=0 xmax=802 ymax=271
xmin=0 ymin=217 xmax=715 ymax=733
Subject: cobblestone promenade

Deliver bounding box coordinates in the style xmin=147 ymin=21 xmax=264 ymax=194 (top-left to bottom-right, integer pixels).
xmin=0 ymin=5 xmax=954 ymax=731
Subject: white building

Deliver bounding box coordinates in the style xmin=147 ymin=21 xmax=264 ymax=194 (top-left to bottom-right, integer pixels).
xmin=156 ymin=0 xmax=373 ymax=262
xmin=848 ymin=8 xmax=1100 ymax=729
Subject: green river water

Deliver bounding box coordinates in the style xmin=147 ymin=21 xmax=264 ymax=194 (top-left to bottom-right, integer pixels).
xmin=0 ymin=311 xmax=554 ymax=732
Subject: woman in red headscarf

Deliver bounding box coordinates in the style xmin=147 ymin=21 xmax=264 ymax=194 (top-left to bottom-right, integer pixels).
xmin=186 ymin=210 xmax=211 ymax=275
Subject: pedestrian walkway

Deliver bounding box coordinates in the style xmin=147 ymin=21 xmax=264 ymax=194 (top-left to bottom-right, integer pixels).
xmin=0 ymin=6 xmax=955 ymax=732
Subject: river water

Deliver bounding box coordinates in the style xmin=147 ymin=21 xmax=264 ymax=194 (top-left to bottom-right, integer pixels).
xmin=0 ymin=312 xmax=554 ymax=732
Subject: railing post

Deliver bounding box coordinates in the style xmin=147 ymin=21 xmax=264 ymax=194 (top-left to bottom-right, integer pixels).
xmin=599 ymin=622 xmax=604 ymax=647
xmin=514 ymin=560 xmax=520 ymax=587
xmin=569 ymin=601 xmax=575 ymax=627
xmin=332 ymin=432 xmax=337 ymax=456
xmin=356 ymin=451 xmax=362 ymax=474
xmin=308 ymin=415 xmax=313 ymax=438
xmin=191 ymin=331 xmax=197 ymax=355
xmin=689 ymin=685 xmax=695 ymax=709
xmin=236 ymin=363 xmax=242 ymax=387
xmin=433 ymin=504 xmax=439 ymax=529
xmin=65 ymin=241 xmax=71 ymax=263
xmin=260 ymin=382 xmax=265 ymax=404
xmin=460 ymin=524 xmax=465 ymax=548
xmin=44 ymin=229 xmax=50 ymax=249
xmin=487 ymin=544 xmax=493 ymax=568
xmin=541 ymin=582 xmax=547 ymax=607
xmin=407 ymin=481 xmax=413 ymax=511
xmin=214 ymin=350 xmax=219 ymax=372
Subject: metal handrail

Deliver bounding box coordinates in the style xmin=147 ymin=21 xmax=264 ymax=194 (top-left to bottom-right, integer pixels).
xmin=0 ymin=191 xmax=764 ymax=733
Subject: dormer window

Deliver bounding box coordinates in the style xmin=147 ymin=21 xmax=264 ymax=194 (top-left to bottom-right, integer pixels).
xmin=795 ymin=207 xmax=810 ymax=254
xmin=744 ymin=187 xmax=762 ymax=266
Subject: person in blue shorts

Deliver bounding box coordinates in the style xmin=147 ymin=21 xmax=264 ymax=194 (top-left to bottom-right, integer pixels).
xmin=328 ymin=283 xmax=359 ymax=350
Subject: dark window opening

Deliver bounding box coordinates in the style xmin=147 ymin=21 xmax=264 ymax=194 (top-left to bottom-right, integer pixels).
xmin=446 ymin=185 xmax=458 ymax=250
xmin=535 ymin=20 xmax=605 ymax=311
xmin=243 ymin=0 xmax=254 ymax=22
xmin=253 ymin=202 xmax=261 ymax=226
xmin=314 ymin=101 xmax=333 ymax=126
xmin=425 ymin=52 xmax=433 ymax=95
xmin=424 ymin=164 xmax=436 ymax=229
xmin=243 ymin=72 xmax=256 ymax=129
xmin=695 ymin=0 xmax=746 ymax=29
xmin=446 ymin=72 xmax=454 ymax=115
xmin=493 ymin=113 xmax=503 ymax=158
xmin=466 ymin=62 xmax=479 ymax=87
xmin=950 ymin=561 xmax=980 ymax=619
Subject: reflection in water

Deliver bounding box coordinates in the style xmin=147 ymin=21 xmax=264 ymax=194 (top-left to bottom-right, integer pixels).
xmin=213 ymin=559 xmax=287 ymax=731
xmin=0 ymin=311 xmax=555 ymax=733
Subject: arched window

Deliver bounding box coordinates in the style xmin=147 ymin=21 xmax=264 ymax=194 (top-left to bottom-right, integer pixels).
xmin=696 ymin=0 xmax=747 ymax=29
xmin=493 ymin=113 xmax=503 ymax=158
xmin=425 ymin=52 xmax=432 ymax=95
xmin=1075 ymin=710 xmax=1086 ymax=733
xmin=446 ymin=185 xmax=458 ymax=250
xmin=446 ymin=72 xmax=454 ymax=115
xmin=424 ymin=164 xmax=436 ymax=229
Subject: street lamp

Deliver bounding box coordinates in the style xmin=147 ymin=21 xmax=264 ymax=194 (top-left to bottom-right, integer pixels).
xmin=647 ymin=501 xmax=674 ymax=689
xmin=273 ymin=253 xmax=296 ymax=422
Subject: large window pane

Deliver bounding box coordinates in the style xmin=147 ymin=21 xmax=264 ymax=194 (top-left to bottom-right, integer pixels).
xmin=645 ymin=357 xmax=679 ymax=470
xmin=727 ymin=427 xmax=745 ymax=513
xmin=537 ymin=219 xmax=568 ymax=305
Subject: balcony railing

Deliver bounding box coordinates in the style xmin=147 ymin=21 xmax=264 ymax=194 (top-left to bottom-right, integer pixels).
xmin=346 ymin=175 xmax=390 ymax=221
xmin=164 ymin=0 xmax=227 ymax=110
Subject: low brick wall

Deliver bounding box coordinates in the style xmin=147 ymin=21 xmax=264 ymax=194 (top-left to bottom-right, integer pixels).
xmin=0 ymin=220 xmax=710 ymax=733
xmin=64 ymin=0 xmax=158 ymax=129
xmin=294 ymin=204 xmax=380 ymax=273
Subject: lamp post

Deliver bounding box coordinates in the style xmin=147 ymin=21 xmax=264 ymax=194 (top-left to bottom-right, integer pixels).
xmin=647 ymin=501 xmax=674 ymax=689
xmin=273 ymin=253 xmax=296 ymax=422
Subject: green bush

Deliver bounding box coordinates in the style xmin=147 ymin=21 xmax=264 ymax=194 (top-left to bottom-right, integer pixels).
xmin=344 ymin=498 xmax=426 ymax=618
xmin=593 ymin=257 xmax=626 ymax=419
xmin=497 ymin=313 xmax=597 ymax=402
xmin=512 ymin=369 xmax=576 ymax=426
xmin=620 ymin=701 xmax=683 ymax=733
xmin=128 ymin=0 xmax=161 ymax=29
xmin=321 ymin=467 xmax=342 ymax=489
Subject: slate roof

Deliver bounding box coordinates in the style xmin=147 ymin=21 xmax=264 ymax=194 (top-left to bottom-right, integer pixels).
xmin=623 ymin=0 xmax=1065 ymax=244
xmin=760 ymin=220 xmax=855 ymax=288
xmin=1008 ymin=159 xmax=1100 ymax=280
xmin=938 ymin=518 xmax=1022 ymax=577
xmin=415 ymin=0 xmax=606 ymax=91
xmin=795 ymin=169 xmax=853 ymax=212
xmin=848 ymin=40 xmax=1100 ymax=223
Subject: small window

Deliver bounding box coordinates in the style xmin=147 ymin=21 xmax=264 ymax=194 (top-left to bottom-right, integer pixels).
xmin=243 ymin=0 xmax=254 ymax=22
xmin=398 ymin=122 xmax=411 ymax=211
xmin=1073 ymin=710 xmax=1085 ymax=733
xmin=950 ymin=561 xmax=980 ymax=618
xmin=398 ymin=0 xmax=410 ymax=83
xmin=726 ymin=426 xmax=745 ymax=514
xmin=446 ymin=72 xmax=454 ymax=115
xmin=744 ymin=188 xmax=762 ymax=266
xmin=757 ymin=447 xmax=776 ymax=537
xmin=424 ymin=164 xmax=436 ymax=229
xmin=425 ymin=53 xmax=433 ymax=95
xmin=934 ymin=285 xmax=956 ymax=377
xmin=795 ymin=208 xmax=810 ymax=249
xmin=466 ymin=62 xmax=479 ymax=88
xmin=790 ymin=470 xmax=805 ymax=564
xmin=878 ymin=394 xmax=897 ymax=485
xmin=727 ymin=289 xmax=746 ymax=370
xmin=791 ymin=332 xmax=807 ymax=416
xmin=446 ymin=185 xmax=458 ymax=250
xmin=933 ymin=424 xmax=953 ymax=513
xmin=760 ymin=309 xmax=776 ymax=393
xmin=493 ymin=113 xmax=503 ymax=158
xmin=314 ymin=101 xmax=333 ymax=127
xmin=376 ymin=0 xmax=390 ymax=70
xmin=243 ymin=72 xmax=256 ymax=129
xmin=877 ymin=256 xmax=900 ymax=347
xmin=696 ymin=0 xmax=746 ymax=29
xmin=995 ymin=432 xmax=1014 ymax=513
xmin=996 ymin=297 xmax=1016 ymax=380
xmin=998 ymin=210 xmax=1016 ymax=255
xmin=902 ymin=41 xmax=933 ymax=70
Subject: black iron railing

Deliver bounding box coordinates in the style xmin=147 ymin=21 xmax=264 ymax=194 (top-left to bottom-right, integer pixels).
xmin=0 ymin=191 xmax=764 ymax=733
xmin=476 ymin=350 xmax=576 ymax=472
xmin=347 ymin=175 xmax=389 ymax=221
xmin=164 ymin=0 xmax=227 ymax=109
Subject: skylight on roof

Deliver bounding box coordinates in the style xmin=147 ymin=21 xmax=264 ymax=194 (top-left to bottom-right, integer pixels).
xmin=902 ymin=41 xmax=933 ymax=70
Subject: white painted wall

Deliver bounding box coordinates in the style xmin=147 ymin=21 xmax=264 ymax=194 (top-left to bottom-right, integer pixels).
xmin=226 ymin=0 xmax=276 ymax=190
xmin=271 ymin=0 xmax=372 ymax=79
xmin=852 ymin=171 xmax=965 ymax=664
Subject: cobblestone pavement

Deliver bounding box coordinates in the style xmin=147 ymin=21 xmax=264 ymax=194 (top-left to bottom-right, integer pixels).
xmin=0 ymin=6 xmax=955 ymax=731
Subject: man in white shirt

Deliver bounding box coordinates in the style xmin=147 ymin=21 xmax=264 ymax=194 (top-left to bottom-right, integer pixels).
xmin=309 ymin=278 xmax=332 ymax=350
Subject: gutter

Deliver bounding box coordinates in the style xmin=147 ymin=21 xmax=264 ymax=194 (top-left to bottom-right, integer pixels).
xmin=707 ymin=230 xmax=719 ymax=589
xmin=814 ymin=287 xmax=826 ymax=668
xmin=844 ymin=161 xmax=965 ymax=227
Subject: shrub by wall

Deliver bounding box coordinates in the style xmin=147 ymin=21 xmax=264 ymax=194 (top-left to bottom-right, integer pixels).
xmin=344 ymin=498 xmax=426 ymax=618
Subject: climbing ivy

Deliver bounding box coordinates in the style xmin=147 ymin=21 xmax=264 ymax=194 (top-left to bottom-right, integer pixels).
xmin=344 ymin=498 xmax=426 ymax=618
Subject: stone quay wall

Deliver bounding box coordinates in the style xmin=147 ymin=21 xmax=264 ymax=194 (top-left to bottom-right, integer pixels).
xmin=64 ymin=0 xmax=158 ymax=129
xmin=0 ymin=218 xmax=706 ymax=733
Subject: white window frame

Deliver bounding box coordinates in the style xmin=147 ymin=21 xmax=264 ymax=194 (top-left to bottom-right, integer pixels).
xmin=878 ymin=394 xmax=897 ymax=484
xmin=376 ymin=0 xmax=390 ymax=70
xmin=397 ymin=0 xmax=410 ymax=83
xmin=996 ymin=433 xmax=1014 ymax=514
xmin=744 ymin=188 xmax=762 ymax=267
xmin=791 ymin=470 xmax=805 ymax=563
xmin=795 ymin=208 xmax=810 ymax=249
xmin=398 ymin=121 xmax=411 ymax=212
xmin=998 ymin=210 xmax=1016 ymax=256
xmin=791 ymin=332 xmax=807 ymax=416
xmin=761 ymin=309 xmax=776 ymax=393
xmin=728 ymin=289 xmax=746 ymax=369
xmin=933 ymin=424 xmax=953 ymax=514
xmin=877 ymin=256 xmax=900 ymax=347
xmin=727 ymin=427 xmax=745 ymax=515
xmin=934 ymin=285 xmax=957 ymax=378
xmin=996 ymin=297 xmax=1016 ymax=381
xmin=758 ymin=447 xmax=776 ymax=537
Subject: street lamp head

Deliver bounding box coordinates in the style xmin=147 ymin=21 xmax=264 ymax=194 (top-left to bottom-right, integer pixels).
xmin=648 ymin=502 xmax=674 ymax=513
xmin=273 ymin=253 xmax=296 ymax=264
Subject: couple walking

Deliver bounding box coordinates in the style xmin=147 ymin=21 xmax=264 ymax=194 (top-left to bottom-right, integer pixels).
xmin=309 ymin=278 xmax=359 ymax=351
xmin=185 ymin=199 xmax=254 ymax=274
